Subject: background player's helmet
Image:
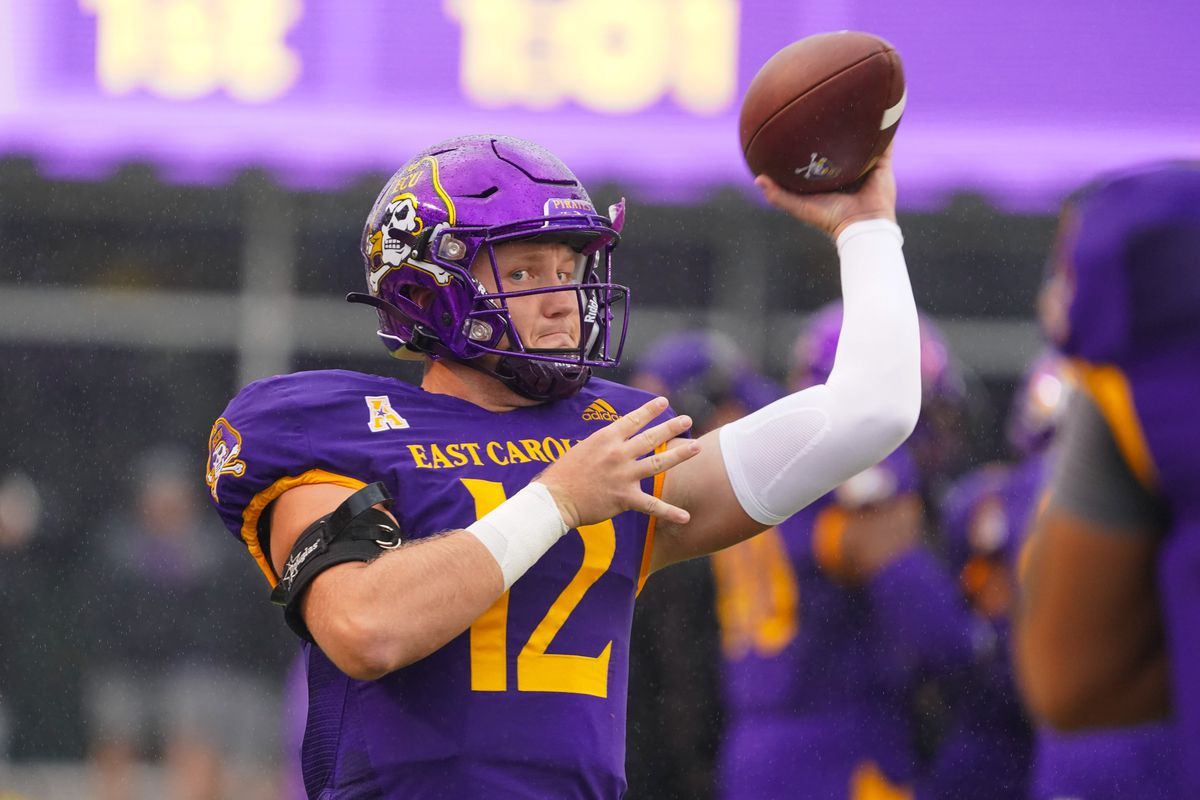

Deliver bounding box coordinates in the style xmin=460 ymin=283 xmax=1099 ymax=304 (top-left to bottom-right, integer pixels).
xmin=789 ymin=301 xmax=965 ymax=400
xmin=790 ymin=301 xmax=973 ymax=486
xmin=1041 ymin=160 xmax=1200 ymax=364
xmin=349 ymin=135 xmax=629 ymax=401
xmin=631 ymin=330 xmax=782 ymax=431
xmin=1005 ymin=351 xmax=1069 ymax=457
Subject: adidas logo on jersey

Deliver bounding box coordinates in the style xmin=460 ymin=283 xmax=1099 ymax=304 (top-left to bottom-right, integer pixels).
xmin=581 ymin=399 xmax=620 ymax=422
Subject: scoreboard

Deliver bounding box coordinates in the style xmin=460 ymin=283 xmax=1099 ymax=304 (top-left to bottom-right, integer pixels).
xmin=1 ymin=0 xmax=1197 ymax=208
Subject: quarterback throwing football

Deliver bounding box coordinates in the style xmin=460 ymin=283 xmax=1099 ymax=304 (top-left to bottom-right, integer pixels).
xmin=205 ymin=135 xmax=919 ymax=798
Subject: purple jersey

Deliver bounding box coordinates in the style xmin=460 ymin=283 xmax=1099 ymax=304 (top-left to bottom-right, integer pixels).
xmin=940 ymin=451 xmax=1180 ymax=800
xmin=1049 ymin=163 xmax=1200 ymax=795
xmin=712 ymin=447 xmax=941 ymax=800
xmin=206 ymin=370 xmax=670 ymax=798
xmin=928 ymin=457 xmax=1041 ymax=800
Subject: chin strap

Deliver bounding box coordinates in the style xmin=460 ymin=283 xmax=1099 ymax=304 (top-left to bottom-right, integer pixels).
xmin=461 ymin=352 xmax=592 ymax=402
xmin=349 ymin=290 xmax=593 ymax=401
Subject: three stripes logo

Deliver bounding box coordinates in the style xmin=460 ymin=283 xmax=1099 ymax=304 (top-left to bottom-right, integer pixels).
xmin=581 ymin=399 xmax=621 ymax=422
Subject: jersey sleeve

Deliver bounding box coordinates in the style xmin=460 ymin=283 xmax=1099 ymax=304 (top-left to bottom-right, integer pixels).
xmin=1045 ymin=390 xmax=1167 ymax=533
xmin=205 ymin=376 xmax=364 ymax=586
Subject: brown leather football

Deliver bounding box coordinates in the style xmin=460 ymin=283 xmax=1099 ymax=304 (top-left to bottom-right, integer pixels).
xmin=739 ymin=31 xmax=906 ymax=193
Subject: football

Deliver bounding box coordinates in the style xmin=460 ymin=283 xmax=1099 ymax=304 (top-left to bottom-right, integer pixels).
xmin=739 ymin=31 xmax=906 ymax=194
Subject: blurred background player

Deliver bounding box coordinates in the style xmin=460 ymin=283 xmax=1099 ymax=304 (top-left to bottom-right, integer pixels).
xmin=1016 ymin=162 xmax=1200 ymax=797
xmin=792 ymin=303 xmax=978 ymax=506
xmin=0 ymin=471 xmax=45 ymax=779
xmin=626 ymin=330 xmax=784 ymax=800
xmin=703 ymin=313 xmax=980 ymax=800
xmin=81 ymin=445 xmax=287 ymax=800
xmin=943 ymin=352 xmax=1177 ymax=799
xmin=927 ymin=354 xmax=1063 ymax=799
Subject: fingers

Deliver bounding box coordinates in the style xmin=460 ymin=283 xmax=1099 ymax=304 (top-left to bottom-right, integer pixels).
xmin=634 ymin=438 xmax=701 ymax=479
xmin=755 ymin=174 xmax=811 ymax=216
xmin=640 ymin=491 xmax=691 ymax=526
xmin=628 ymin=414 xmax=693 ymax=456
xmin=755 ymin=175 xmax=841 ymax=234
xmin=608 ymin=396 xmax=670 ymax=440
xmin=873 ymin=143 xmax=894 ymax=171
xmin=602 ymin=396 xmax=694 ymax=454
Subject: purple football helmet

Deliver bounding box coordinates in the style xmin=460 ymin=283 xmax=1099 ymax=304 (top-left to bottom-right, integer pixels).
xmin=632 ymin=330 xmax=783 ymax=431
xmin=791 ymin=301 xmax=971 ymax=484
xmin=790 ymin=301 xmax=966 ymax=401
xmin=348 ymin=135 xmax=629 ymax=401
xmin=1006 ymin=350 xmax=1069 ymax=457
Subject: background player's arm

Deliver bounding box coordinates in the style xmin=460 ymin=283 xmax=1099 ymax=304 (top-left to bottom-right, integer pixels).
xmin=1015 ymin=392 xmax=1170 ymax=729
xmin=650 ymin=149 xmax=921 ymax=569
xmin=269 ymin=398 xmax=696 ymax=681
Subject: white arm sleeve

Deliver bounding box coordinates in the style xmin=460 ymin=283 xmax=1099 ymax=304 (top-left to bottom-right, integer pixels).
xmin=718 ymin=219 xmax=921 ymax=525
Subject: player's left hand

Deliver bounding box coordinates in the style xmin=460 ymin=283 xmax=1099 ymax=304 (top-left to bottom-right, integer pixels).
xmin=756 ymin=145 xmax=897 ymax=240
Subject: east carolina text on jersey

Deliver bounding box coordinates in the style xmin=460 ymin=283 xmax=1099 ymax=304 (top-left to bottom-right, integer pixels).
xmin=207 ymin=369 xmax=672 ymax=799
xmin=405 ymin=437 xmax=576 ymax=469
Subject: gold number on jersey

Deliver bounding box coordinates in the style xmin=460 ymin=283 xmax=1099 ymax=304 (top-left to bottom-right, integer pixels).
xmin=462 ymin=478 xmax=616 ymax=698
xmin=711 ymin=527 xmax=800 ymax=659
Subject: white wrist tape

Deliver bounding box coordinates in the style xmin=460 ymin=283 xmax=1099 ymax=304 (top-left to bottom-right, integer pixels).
xmin=466 ymin=482 xmax=570 ymax=590
xmin=719 ymin=218 xmax=920 ymax=525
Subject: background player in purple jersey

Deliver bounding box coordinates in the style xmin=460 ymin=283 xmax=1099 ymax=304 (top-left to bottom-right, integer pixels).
xmin=793 ymin=303 xmax=976 ymax=502
xmin=625 ymin=329 xmax=783 ymax=800
xmin=1016 ymin=162 xmax=1200 ymax=797
xmin=709 ymin=314 xmax=982 ymax=800
xmin=928 ymin=355 xmax=1060 ymax=800
xmin=945 ymin=354 xmax=1177 ymax=800
xmin=206 ymin=135 xmax=922 ymax=798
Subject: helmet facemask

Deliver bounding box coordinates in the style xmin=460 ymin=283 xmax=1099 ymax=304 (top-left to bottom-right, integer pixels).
xmin=350 ymin=135 xmax=631 ymax=401
xmin=351 ymin=213 xmax=629 ymax=401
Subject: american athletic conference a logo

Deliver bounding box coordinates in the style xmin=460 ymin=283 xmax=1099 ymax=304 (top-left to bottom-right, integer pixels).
xmin=366 ymin=396 xmax=410 ymax=432
xmin=581 ymin=399 xmax=621 ymax=422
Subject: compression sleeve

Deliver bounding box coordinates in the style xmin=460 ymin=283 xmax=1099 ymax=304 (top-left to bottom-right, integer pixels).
xmin=719 ymin=219 xmax=921 ymax=525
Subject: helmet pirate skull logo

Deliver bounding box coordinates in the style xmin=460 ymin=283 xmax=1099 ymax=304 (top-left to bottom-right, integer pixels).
xmin=380 ymin=194 xmax=424 ymax=268
xmin=366 ymin=193 xmax=427 ymax=295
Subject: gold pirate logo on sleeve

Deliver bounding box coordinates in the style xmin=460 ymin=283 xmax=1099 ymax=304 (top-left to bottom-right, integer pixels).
xmin=206 ymin=417 xmax=247 ymax=501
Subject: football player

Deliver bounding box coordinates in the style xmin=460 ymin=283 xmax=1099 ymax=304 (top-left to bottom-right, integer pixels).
xmin=205 ymin=135 xmax=920 ymax=797
xmin=1015 ymin=162 xmax=1200 ymax=797
xmin=625 ymin=329 xmax=783 ymax=800
xmin=712 ymin=311 xmax=980 ymax=800
xmin=792 ymin=302 xmax=975 ymax=502
xmin=926 ymin=355 xmax=1059 ymax=800
xmin=941 ymin=354 xmax=1179 ymax=799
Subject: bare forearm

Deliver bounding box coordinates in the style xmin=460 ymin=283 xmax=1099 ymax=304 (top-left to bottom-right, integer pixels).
xmin=1015 ymin=510 xmax=1167 ymax=728
xmin=305 ymin=530 xmax=504 ymax=679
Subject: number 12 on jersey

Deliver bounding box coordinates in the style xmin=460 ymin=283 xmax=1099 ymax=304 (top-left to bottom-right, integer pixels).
xmin=461 ymin=478 xmax=616 ymax=698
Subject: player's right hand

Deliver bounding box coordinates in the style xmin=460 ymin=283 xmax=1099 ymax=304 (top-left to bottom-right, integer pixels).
xmin=756 ymin=145 xmax=898 ymax=240
xmin=536 ymin=396 xmax=700 ymax=530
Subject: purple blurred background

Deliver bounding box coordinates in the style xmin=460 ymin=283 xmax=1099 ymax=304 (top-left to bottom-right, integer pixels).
xmin=3 ymin=0 xmax=1197 ymax=208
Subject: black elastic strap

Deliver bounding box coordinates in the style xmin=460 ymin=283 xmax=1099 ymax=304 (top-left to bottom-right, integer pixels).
xmin=327 ymin=481 xmax=392 ymax=533
xmin=270 ymin=482 xmax=400 ymax=641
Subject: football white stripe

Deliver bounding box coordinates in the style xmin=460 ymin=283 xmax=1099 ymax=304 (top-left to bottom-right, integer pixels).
xmin=880 ymin=88 xmax=907 ymax=130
